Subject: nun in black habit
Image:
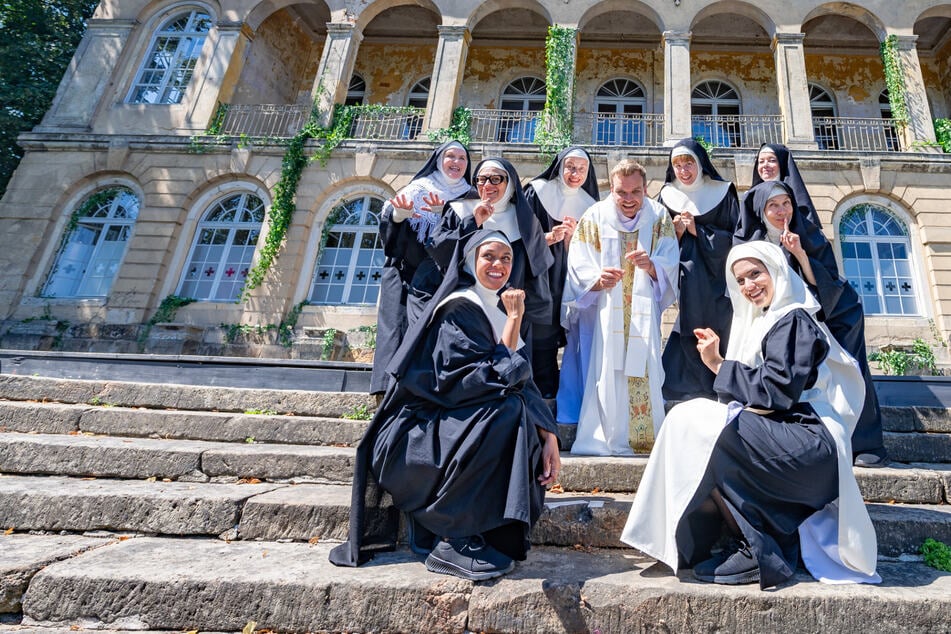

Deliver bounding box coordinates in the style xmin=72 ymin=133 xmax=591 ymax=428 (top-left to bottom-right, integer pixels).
xmin=427 ymin=158 xmax=554 ymax=339
xmin=523 ymin=146 xmax=600 ymax=397
xmin=749 ymin=143 xmax=822 ymax=228
xmin=329 ymin=230 xmax=560 ymax=581
xmin=735 ymin=180 xmax=888 ymax=467
xmin=370 ymin=141 xmax=473 ymax=395
xmin=658 ymin=138 xmax=739 ymax=401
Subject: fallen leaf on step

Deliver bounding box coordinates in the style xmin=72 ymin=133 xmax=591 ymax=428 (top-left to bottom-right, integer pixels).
xmin=549 ymin=484 xmax=564 ymax=493
xmin=3 ymin=527 xmax=13 ymax=535
xmin=242 ymin=622 xmax=257 ymax=634
xmin=308 ymin=536 xmax=320 ymax=545
xmin=239 ymin=477 xmax=262 ymax=484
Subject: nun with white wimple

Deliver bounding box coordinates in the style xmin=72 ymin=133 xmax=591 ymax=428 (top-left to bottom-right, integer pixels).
xmin=658 ymin=138 xmax=739 ymax=402
xmin=371 ymin=141 xmax=473 ymax=395
xmin=621 ymin=240 xmax=879 ymax=589
xmin=429 ymin=157 xmax=554 ymax=337
xmin=330 ymin=230 xmax=560 ymax=582
xmin=523 ymin=146 xmax=600 ymax=398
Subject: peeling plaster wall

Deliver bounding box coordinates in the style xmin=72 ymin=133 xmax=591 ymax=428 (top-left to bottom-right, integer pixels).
xmin=805 ymin=54 xmax=886 ymax=117
xmin=459 ymin=46 xmax=546 ymax=109
xmin=575 ymin=47 xmax=663 ymax=114
xmin=232 ymin=12 xmax=322 ymax=105
xmin=692 ymin=51 xmax=779 ymax=114
xmin=353 ymin=42 xmax=438 ymax=105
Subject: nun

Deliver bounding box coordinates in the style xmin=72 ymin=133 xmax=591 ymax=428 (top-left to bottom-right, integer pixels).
xmin=370 ymin=141 xmax=473 ymax=395
xmin=658 ymin=138 xmax=739 ymax=401
xmin=429 ymin=158 xmax=554 ymax=336
xmin=523 ymin=146 xmax=600 ymax=399
xmin=749 ymin=143 xmax=822 ymax=228
xmin=621 ymin=241 xmax=879 ymax=589
xmin=735 ymin=180 xmax=888 ymax=467
xmin=329 ymin=230 xmax=560 ymax=582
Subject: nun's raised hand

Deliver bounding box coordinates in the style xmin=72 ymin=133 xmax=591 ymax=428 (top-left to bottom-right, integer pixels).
xmin=780 ymin=218 xmax=805 ymax=258
xmin=421 ymin=191 xmax=445 ymax=214
xmin=680 ymin=211 xmax=697 ymax=237
xmin=537 ymin=428 xmax=561 ymax=487
xmin=562 ymin=216 xmax=578 ymax=242
xmin=388 ymin=193 xmax=417 ymax=223
xmin=500 ymin=288 xmax=525 ymax=319
xmin=694 ymin=327 xmax=723 ymax=374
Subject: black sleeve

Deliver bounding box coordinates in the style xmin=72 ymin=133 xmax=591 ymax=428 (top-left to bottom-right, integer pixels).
xmin=714 ymin=309 xmax=829 ymax=411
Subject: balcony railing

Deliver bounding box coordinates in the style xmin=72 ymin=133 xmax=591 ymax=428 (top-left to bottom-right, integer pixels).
xmin=812 ymin=117 xmax=902 ymax=152
xmin=691 ymin=115 xmax=785 ymax=149
xmin=218 ymin=103 xmax=311 ymax=137
xmin=573 ymin=112 xmax=665 ymax=146
xmin=469 ymin=109 xmax=542 ymax=144
xmin=347 ymin=107 xmax=427 ymax=141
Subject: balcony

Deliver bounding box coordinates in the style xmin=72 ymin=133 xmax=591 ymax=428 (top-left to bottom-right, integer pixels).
xmin=218 ymin=103 xmax=311 ymax=137
xmin=690 ymin=115 xmax=785 ymax=149
xmin=347 ymin=107 xmax=426 ymax=141
xmin=812 ymin=117 xmax=901 ymax=152
xmin=469 ymin=109 xmax=541 ymax=144
xmin=573 ymin=112 xmax=665 ymax=147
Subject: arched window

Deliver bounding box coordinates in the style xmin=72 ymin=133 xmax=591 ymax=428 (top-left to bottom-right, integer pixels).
xmin=879 ymin=89 xmax=901 ymax=151
xmin=345 ymin=74 xmax=366 ymax=105
xmin=691 ymin=80 xmax=741 ymax=147
xmin=840 ymin=203 xmax=919 ymax=315
xmin=403 ymin=77 xmax=430 ymax=139
xmin=177 ymin=192 xmax=265 ymax=301
xmin=127 ymin=9 xmax=212 ymax=104
xmin=594 ymin=79 xmax=646 ymax=145
xmin=42 ymin=187 xmax=140 ymax=298
xmin=498 ymin=76 xmax=546 ymax=142
xmin=809 ymin=83 xmax=839 ymax=149
xmin=309 ymin=194 xmax=385 ymax=305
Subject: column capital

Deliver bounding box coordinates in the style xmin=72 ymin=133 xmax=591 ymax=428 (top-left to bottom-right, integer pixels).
xmin=326 ymin=22 xmax=359 ymax=37
xmin=85 ymin=18 xmax=137 ymax=33
xmin=663 ymin=30 xmax=691 ymax=46
xmin=437 ymin=24 xmax=471 ymax=43
xmin=890 ymin=34 xmax=919 ymax=51
xmin=772 ymin=32 xmax=805 ymax=48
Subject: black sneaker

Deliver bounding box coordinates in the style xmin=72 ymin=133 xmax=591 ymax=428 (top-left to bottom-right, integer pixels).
xmin=425 ymin=535 xmax=515 ymax=581
xmin=693 ymin=540 xmax=760 ymax=585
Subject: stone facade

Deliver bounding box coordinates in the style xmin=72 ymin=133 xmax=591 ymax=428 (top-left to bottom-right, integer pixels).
xmin=1 ymin=0 xmax=950 ymax=360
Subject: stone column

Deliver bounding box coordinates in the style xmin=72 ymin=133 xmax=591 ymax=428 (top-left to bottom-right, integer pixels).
xmin=663 ymin=30 xmax=692 ymax=145
xmin=38 ymin=19 xmax=136 ymax=130
xmin=186 ymin=21 xmax=251 ymax=128
xmin=772 ymin=32 xmax=817 ymax=149
xmin=310 ymin=22 xmax=363 ymax=127
xmin=423 ymin=25 xmax=471 ymax=132
xmin=892 ymin=35 xmax=937 ymax=148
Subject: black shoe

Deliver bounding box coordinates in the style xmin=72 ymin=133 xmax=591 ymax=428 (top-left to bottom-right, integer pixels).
xmin=425 ymin=535 xmax=515 ymax=581
xmin=693 ymin=540 xmax=760 ymax=585
xmin=854 ymin=450 xmax=889 ymax=468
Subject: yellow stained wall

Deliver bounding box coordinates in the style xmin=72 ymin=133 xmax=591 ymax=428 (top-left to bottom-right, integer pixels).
xmin=460 ymin=46 xmax=546 ymax=108
xmin=354 ymin=43 xmax=439 ymax=105
xmin=805 ymin=54 xmax=886 ymax=117
xmin=692 ymin=51 xmax=779 ymax=113
xmin=575 ymin=47 xmax=662 ymax=113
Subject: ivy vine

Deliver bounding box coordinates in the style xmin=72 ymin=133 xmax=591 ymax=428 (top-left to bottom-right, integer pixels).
xmin=137 ymin=294 xmax=196 ymax=350
xmin=57 ymin=188 xmax=131 ymax=251
xmin=535 ymin=25 xmax=576 ymax=157
xmin=880 ymin=35 xmax=909 ymax=130
xmin=278 ymin=300 xmax=308 ymax=348
xmin=427 ymin=106 xmax=472 ymax=146
xmin=934 ymin=118 xmax=951 ymax=153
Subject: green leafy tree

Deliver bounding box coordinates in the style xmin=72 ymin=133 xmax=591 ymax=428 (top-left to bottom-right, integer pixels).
xmin=0 ymin=0 xmax=99 ymax=198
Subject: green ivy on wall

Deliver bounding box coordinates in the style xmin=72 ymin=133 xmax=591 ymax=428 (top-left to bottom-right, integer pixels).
xmin=934 ymin=118 xmax=951 ymax=153
xmin=880 ymin=35 xmax=909 ymax=130
xmin=427 ymin=107 xmax=472 ymax=146
xmin=536 ymin=25 xmax=576 ymax=157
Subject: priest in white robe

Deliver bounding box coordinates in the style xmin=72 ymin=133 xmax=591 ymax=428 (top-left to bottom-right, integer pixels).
xmin=560 ymin=159 xmax=679 ymax=456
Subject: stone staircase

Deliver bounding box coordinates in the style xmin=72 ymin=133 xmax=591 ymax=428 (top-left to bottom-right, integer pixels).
xmin=0 ymin=373 xmax=950 ymax=633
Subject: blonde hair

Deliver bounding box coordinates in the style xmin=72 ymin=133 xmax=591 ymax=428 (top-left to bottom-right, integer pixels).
xmin=609 ymin=159 xmax=647 ymax=184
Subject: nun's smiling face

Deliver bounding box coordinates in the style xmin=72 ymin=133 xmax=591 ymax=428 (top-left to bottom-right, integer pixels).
xmin=475 ymin=241 xmax=513 ymax=291
xmin=441 ymin=147 xmax=468 ymax=181
xmin=672 ymin=155 xmax=699 ymax=186
xmin=476 ymin=167 xmax=508 ymax=204
xmin=757 ymin=150 xmax=780 ymax=181
xmin=562 ymin=157 xmax=589 ymax=189
xmin=732 ymin=257 xmax=774 ymax=309
xmin=763 ymin=194 xmax=793 ymax=230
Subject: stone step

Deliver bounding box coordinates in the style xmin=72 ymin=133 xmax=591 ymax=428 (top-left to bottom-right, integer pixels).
xmin=1 ymin=432 xmax=948 ymax=503
xmin=0 ymin=475 xmax=284 ymax=536
xmin=0 ymin=375 xmax=375 ymax=418
xmin=2 ymin=473 xmax=946 ymax=558
xmin=13 ymin=536 xmax=951 ymax=633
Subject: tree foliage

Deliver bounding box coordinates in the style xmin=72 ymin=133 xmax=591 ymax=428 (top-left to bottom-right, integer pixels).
xmin=0 ymin=0 xmax=99 ymax=198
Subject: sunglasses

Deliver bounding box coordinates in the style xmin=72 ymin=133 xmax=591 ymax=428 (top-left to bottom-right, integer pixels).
xmin=476 ymin=174 xmax=507 ymax=186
